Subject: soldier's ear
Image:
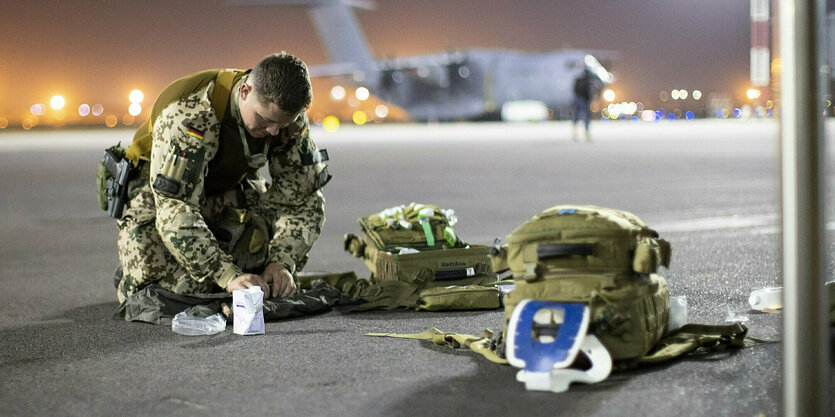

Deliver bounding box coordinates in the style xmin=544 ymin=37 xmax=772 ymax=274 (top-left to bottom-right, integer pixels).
xmin=240 ymin=83 xmax=252 ymax=102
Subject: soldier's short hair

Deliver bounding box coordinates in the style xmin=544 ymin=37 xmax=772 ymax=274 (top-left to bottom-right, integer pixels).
xmin=250 ymin=52 xmax=313 ymax=114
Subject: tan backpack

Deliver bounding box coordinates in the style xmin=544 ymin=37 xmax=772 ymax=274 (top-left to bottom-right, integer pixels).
xmin=490 ymin=205 xmax=671 ymax=363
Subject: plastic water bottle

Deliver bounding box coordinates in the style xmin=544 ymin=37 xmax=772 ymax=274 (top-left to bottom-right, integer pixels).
xmin=748 ymin=287 xmax=782 ymax=311
xmin=667 ymin=295 xmax=688 ymax=332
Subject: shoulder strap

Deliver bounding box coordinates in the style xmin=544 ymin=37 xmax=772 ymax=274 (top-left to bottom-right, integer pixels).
xmin=211 ymin=69 xmax=239 ymax=120
xmin=636 ymin=322 xmax=749 ymax=367
xmin=366 ymin=327 xmax=509 ymax=364
xmin=125 ymin=69 xmax=242 ymax=166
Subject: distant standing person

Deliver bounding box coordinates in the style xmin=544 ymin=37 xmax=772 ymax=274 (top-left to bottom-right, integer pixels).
xmin=572 ymin=69 xmax=595 ymax=142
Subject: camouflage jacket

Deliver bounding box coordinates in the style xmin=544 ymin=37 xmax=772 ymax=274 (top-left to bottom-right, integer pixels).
xmin=145 ymin=79 xmax=327 ymax=289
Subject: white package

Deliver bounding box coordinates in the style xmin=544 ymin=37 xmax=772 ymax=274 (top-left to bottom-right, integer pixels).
xmin=233 ymin=287 xmax=265 ymax=335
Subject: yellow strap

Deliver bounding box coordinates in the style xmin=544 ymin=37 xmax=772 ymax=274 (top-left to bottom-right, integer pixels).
xmin=366 ymin=327 xmax=509 ymax=365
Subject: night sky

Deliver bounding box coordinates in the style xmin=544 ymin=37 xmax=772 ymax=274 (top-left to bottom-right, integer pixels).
xmin=0 ymin=0 xmax=755 ymax=121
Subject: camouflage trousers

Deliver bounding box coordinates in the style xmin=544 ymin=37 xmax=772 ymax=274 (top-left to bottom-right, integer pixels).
xmin=116 ymin=164 xmax=271 ymax=303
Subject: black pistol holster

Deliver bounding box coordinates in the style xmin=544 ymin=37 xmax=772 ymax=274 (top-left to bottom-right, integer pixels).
xmin=97 ymin=144 xmax=139 ymax=219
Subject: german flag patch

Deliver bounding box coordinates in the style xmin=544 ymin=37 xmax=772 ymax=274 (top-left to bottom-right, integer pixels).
xmin=186 ymin=127 xmax=204 ymax=140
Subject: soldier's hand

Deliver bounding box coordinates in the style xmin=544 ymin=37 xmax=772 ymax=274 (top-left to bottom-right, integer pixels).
xmin=225 ymin=273 xmax=270 ymax=295
xmin=263 ymin=263 xmax=297 ymax=299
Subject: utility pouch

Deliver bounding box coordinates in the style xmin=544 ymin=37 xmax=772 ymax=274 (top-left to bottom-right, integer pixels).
xmin=97 ymin=144 xmax=137 ymax=219
xmin=207 ymin=207 xmax=270 ymax=272
xmin=416 ymin=285 xmax=500 ymax=311
xmin=371 ymin=245 xmax=496 ymax=286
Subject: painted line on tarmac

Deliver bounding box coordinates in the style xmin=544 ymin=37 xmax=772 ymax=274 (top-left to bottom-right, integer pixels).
xmin=655 ymin=213 xmax=835 ymax=234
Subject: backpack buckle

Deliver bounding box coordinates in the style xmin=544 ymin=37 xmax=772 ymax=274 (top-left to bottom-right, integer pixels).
xmin=522 ymin=263 xmax=543 ymax=282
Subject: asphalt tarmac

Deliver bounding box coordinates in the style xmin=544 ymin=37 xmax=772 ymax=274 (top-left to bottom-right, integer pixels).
xmin=0 ymin=119 xmax=832 ymax=416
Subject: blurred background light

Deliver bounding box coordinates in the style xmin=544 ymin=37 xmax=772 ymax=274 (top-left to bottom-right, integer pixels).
xmin=679 ymin=90 xmax=688 ymax=99
xmin=105 ymin=115 xmax=118 ymax=127
xmin=602 ymin=89 xmax=615 ymax=102
xmin=692 ymin=90 xmax=702 ymax=100
xmin=640 ymin=110 xmax=655 ymax=121
xmin=30 ymin=104 xmax=45 ymax=116
xmin=78 ymin=104 xmax=91 ymax=117
xmin=658 ymin=91 xmax=668 ymax=102
xmin=330 ymin=85 xmax=345 ymax=100
xmin=0 ymin=118 xmax=7 ymax=129
xmin=50 ymin=96 xmax=65 ymax=110
xmin=128 ymin=103 xmax=142 ymax=116
xmin=671 ymin=90 xmax=680 ymax=100
xmin=685 ymin=111 xmax=695 ymax=120
xmin=355 ymin=87 xmax=370 ymax=101
xmin=129 ymin=89 xmax=144 ymax=104
xmin=375 ymin=104 xmax=389 ymax=118
xmin=322 ymin=115 xmax=340 ymax=132
xmin=122 ymin=114 xmax=135 ymax=126
xmin=92 ymin=104 xmax=104 ymax=116
xmin=352 ymin=110 xmax=367 ymax=125
xmin=746 ymin=88 xmax=761 ymax=99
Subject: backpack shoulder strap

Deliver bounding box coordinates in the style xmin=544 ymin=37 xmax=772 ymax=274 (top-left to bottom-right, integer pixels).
xmin=211 ymin=69 xmax=240 ymax=120
xmin=637 ymin=322 xmax=749 ymax=366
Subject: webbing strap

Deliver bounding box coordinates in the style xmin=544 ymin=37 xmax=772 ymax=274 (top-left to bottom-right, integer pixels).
xmin=343 ymin=233 xmax=366 ymax=258
xmin=537 ymin=243 xmax=594 ymax=260
xmin=366 ymin=328 xmax=508 ymax=364
xmin=301 ymin=149 xmax=329 ymax=166
xmin=368 ymin=322 xmax=753 ymax=370
xmin=638 ymin=322 xmax=748 ymax=365
xmin=125 ymin=69 xmax=242 ymax=166
xmin=211 ymin=69 xmax=238 ymax=120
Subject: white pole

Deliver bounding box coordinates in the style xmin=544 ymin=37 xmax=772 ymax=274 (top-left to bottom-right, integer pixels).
xmin=779 ymin=0 xmax=830 ymax=416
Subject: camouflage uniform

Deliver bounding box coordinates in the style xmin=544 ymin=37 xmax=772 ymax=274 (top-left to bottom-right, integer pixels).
xmin=116 ymin=73 xmax=327 ymax=303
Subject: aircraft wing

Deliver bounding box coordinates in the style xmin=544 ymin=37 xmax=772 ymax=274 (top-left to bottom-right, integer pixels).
xmin=230 ymin=0 xmax=377 ymax=10
xmin=308 ymin=62 xmax=361 ymax=77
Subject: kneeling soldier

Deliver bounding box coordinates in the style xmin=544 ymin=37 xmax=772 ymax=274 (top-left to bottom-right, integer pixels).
xmin=114 ymin=52 xmax=330 ymax=303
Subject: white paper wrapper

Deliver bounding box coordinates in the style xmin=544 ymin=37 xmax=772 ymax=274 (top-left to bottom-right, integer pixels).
xmin=233 ymin=287 xmax=265 ymax=335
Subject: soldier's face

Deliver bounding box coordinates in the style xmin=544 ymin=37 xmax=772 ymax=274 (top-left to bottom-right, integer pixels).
xmin=239 ymin=83 xmax=300 ymax=138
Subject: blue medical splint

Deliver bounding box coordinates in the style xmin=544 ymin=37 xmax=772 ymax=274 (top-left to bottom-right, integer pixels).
xmin=506 ymin=300 xmax=612 ymax=392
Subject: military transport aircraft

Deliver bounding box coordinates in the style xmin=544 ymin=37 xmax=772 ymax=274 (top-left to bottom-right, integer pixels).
xmin=234 ymin=0 xmax=613 ymax=121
